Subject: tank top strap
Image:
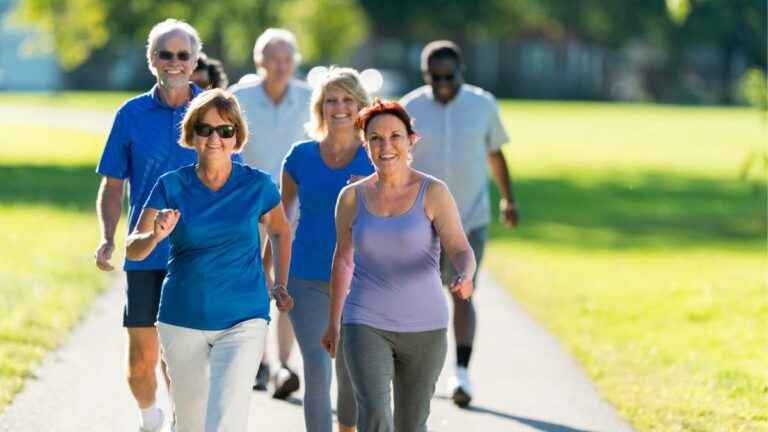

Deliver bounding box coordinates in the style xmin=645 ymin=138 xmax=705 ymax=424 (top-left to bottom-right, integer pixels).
xmin=415 ymin=175 xmax=433 ymax=207
xmin=354 ymin=183 xmax=367 ymax=215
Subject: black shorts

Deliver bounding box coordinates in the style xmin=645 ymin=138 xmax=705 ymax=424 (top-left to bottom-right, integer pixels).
xmin=123 ymin=270 xmax=166 ymax=327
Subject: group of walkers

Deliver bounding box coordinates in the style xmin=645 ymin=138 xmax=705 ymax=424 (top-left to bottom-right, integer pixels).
xmin=94 ymin=18 xmax=518 ymax=432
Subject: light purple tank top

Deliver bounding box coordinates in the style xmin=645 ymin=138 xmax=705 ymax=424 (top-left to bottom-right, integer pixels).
xmin=342 ymin=176 xmax=449 ymax=332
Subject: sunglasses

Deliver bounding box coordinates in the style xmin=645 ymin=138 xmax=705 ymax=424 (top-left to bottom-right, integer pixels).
xmin=193 ymin=123 xmax=237 ymax=139
xmin=430 ymin=72 xmax=456 ymax=82
xmin=157 ymin=50 xmax=191 ymax=61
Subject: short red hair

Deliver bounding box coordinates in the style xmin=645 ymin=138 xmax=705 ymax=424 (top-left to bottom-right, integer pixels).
xmin=356 ymin=99 xmax=419 ymax=138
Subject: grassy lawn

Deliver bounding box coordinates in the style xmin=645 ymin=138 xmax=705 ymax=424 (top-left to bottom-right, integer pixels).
xmin=0 ymin=91 xmax=131 ymax=112
xmin=0 ymin=123 xmax=123 ymax=410
xmin=486 ymin=101 xmax=767 ymax=431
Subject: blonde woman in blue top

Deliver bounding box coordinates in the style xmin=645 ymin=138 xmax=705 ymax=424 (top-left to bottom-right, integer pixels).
xmin=126 ymin=89 xmax=293 ymax=432
xmin=280 ymin=67 xmax=374 ymax=432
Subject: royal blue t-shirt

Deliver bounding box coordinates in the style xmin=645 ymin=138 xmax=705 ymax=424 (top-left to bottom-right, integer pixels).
xmin=144 ymin=163 xmax=280 ymax=330
xmin=96 ymin=84 xmax=209 ymax=271
xmin=283 ymin=140 xmax=374 ymax=281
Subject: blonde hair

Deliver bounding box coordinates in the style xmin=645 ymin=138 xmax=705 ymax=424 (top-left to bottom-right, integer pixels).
xmin=305 ymin=67 xmax=370 ymax=140
xmin=179 ymin=89 xmax=248 ymax=153
xmin=146 ymin=18 xmax=202 ymax=76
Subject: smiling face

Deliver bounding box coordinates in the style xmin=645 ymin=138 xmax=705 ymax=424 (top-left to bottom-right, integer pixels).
xmin=151 ymin=31 xmax=195 ymax=90
xmin=192 ymin=108 xmax=238 ymax=160
xmin=322 ymin=86 xmax=360 ymax=135
xmin=365 ymin=113 xmax=413 ymax=173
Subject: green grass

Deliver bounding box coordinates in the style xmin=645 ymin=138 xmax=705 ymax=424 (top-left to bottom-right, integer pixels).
xmin=0 ymin=91 xmax=131 ymax=112
xmin=486 ymin=101 xmax=767 ymax=431
xmin=0 ymin=123 xmax=123 ymax=410
xmin=0 ymin=95 xmax=765 ymax=429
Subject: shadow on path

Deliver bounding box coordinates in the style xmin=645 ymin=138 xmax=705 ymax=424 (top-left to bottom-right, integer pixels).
xmin=434 ymin=395 xmax=595 ymax=432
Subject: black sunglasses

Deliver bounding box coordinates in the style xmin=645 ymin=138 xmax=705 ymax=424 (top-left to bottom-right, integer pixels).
xmin=193 ymin=123 xmax=237 ymax=139
xmin=157 ymin=50 xmax=191 ymax=61
xmin=430 ymin=72 xmax=456 ymax=82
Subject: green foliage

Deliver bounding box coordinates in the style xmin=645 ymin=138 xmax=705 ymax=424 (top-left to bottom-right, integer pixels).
xmin=665 ymin=0 xmax=691 ymax=24
xmin=279 ymin=0 xmax=369 ymax=64
xmin=13 ymin=0 xmax=109 ymax=70
xmin=12 ymin=0 xmax=369 ymax=71
xmin=739 ymin=68 xmax=768 ymax=112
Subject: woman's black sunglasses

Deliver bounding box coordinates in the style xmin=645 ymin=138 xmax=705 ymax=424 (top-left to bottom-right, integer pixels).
xmin=193 ymin=123 xmax=237 ymax=139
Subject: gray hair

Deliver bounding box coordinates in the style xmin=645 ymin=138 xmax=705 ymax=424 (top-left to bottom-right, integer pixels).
xmin=253 ymin=28 xmax=301 ymax=66
xmin=146 ymin=19 xmax=202 ymax=76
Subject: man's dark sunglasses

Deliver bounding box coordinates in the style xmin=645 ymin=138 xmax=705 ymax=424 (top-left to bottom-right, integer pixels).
xmin=157 ymin=50 xmax=191 ymax=61
xmin=193 ymin=123 xmax=237 ymax=139
xmin=430 ymin=72 xmax=456 ymax=82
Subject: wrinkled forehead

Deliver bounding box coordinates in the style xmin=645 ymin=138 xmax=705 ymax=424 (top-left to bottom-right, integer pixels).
xmin=156 ymin=30 xmax=193 ymax=52
xmin=263 ymin=40 xmax=295 ymax=60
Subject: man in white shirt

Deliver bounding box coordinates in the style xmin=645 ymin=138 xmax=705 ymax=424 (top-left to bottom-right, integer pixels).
xmin=231 ymin=28 xmax=311 ymax=399
xmin=401 ymin=40 xmax=520 ymax=409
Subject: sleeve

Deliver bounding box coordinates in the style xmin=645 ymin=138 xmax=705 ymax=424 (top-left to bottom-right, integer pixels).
xmin=485 ymin=99 xmax=509 ymax=152
xmin=143 ymin=177 xmax=169 ymax=211
xmin=282 ymin=143 xmax=301 ymax=184
xmin=96 ymin=108 xmax=131 ymax=178
xmin=260 ymin=174 xmax=281 ymax=217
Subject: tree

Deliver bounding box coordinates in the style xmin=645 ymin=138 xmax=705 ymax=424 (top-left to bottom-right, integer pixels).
xmin=13 ymin=0 xmax=108 ymax=70
xmin=278 ymin=0 xmax=368 ymax=64
xmin=12 ymin=0 xmax=368 ymax=72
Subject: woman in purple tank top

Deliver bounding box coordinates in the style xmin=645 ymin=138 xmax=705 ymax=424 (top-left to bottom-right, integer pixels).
xmin=322 ymin=100 xmax=476 ymax=432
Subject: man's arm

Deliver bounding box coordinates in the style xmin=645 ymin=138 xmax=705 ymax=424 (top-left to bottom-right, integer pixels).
xmin=487 ymin=150 xmax=519 ymax=227
xmin=94 ymin=176 xmax=125 ymax=271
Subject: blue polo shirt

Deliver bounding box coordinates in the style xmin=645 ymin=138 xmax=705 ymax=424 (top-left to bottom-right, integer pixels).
xmin=283 ymin=140 xmax=374 ymax=282
xmin=144 ymin=163 xmax=280 ymax=330
xmin=96 ymin=84 xmax=203 ymax=271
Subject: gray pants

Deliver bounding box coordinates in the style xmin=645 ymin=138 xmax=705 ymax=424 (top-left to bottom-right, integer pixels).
xmin=158 ymin=318 xmax=267 ymax=432
xmin=342 ymin=324 xmax=447 ymax=432
xmin=288 ymin=278 xmax=357 ymax=431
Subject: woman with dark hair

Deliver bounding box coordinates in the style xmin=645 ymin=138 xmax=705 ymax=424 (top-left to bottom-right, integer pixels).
xmin=192 ymin=52 xmax=229 ymax=89
xmin=322 ymin=99 xmax=476 ymax=432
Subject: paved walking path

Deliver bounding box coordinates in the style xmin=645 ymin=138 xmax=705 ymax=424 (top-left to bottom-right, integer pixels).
xmin=0 ymin=105 xmax=634 ymax=431
xmin=0 ymin=271 xmax=633 ymax=432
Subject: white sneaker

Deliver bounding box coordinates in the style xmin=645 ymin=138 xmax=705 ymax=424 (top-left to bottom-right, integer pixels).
xmin=449 ymin=366 xmax=473 ymax=408
xmin=138 ymin=407 xmax=165 ymax=432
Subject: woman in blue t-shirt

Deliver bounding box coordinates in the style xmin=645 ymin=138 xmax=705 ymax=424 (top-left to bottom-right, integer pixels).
xmin=280 ymin=67 xmax=374 ymax=432
xmin=126 ymin=89 xmax=293 ymax=432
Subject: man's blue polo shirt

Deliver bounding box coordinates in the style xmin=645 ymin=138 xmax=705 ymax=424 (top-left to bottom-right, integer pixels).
xmin=96 ymin=84 xmax=204 ymax=271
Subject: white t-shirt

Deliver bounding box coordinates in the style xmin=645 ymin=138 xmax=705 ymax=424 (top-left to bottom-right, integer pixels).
xmin=231 ymin=78 xmax=312 ymax=181
xmin=401 ymin=84 xmax=509 ymax=231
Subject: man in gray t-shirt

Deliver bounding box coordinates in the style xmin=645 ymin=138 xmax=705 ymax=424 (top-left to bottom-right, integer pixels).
xmin=401 ymin=40 xmax=520 ymax=409
xmin=231 ymin=28 xmax=310 ymax=400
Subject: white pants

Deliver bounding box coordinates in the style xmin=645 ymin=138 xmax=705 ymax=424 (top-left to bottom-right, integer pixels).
xmin=158 ymin=318 xmax=268 ymax=432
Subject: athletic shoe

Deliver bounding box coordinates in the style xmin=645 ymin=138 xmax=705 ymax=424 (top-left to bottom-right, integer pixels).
xmin=138 ymin=407 xmax=164 ymax=432
xmin=449 ymin=366 xmax=473 ymax=408
xmin=273 ymin=366 xmax=300 ymax=400
xmin=253 ymin=362 xmax=270 ymax=391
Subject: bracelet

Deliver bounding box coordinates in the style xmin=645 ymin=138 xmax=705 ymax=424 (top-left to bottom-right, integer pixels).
xmin=273 ymin=283 xmax=286 ymax=291
xmin=500 ymin=198 xmax=517 ymax=210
